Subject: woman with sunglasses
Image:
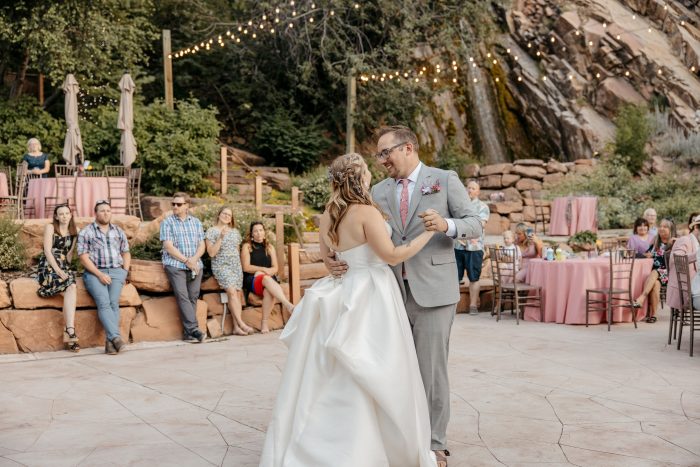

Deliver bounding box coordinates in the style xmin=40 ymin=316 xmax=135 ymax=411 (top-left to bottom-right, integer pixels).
xmin=633 ymin=218 xmax=676 ymax=322
xmin=36 ymin=204 xmax=79 ymax=351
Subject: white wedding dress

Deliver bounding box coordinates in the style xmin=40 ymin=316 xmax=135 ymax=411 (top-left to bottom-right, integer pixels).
xmin=259 ymin=225 xmax=436 ymax=467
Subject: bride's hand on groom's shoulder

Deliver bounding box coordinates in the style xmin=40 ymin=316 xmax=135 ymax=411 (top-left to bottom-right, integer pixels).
xmin=324 ymin=250 xmax=348 ymax=277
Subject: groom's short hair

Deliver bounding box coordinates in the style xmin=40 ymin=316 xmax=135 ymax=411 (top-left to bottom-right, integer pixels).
xmin=375 ymin=125 xmax=419 ymax=153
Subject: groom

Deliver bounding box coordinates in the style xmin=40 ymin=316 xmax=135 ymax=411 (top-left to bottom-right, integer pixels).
xmin=326 ymin=126 xmax=482 ymax=465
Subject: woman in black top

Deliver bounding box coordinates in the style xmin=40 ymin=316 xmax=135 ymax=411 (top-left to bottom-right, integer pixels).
xmin=241 ymin=221 xmax=294 ymax=333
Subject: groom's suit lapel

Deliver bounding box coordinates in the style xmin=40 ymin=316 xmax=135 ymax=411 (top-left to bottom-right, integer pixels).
xmin=384 ymin=180 xmax=402 ymax=233
xmin=406 ymin=165 xmax=429 ymax=227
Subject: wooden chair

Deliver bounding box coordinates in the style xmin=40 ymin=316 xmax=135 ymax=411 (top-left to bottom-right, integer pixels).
xmin=0 ymin=166 xmax=20 ymax=218
xmin=488 ymin=246 xmax=543 ymax=324
xmin=673 ymin=253 xmax=699 ymax=356
xmin=104 ymin=165 xmax=129 ymax=216
xmin=127 ymin=167 xmax=143 ymax=220
xmin=16 ymin=163 xmax=40 ymax=219
xmin=529 ymin=190 xmax=547 ymax=235
xmin=585 ymin=249 xmax=637 ymax=331
xmin=45 ymin=164 xmax=80 ymax=215
xmin=598 ymin=237 xmax=621 ymax=253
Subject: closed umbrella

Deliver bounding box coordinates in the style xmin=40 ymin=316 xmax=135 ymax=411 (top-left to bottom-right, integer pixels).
xmin=118 ymin=73 xmax=137 ymax=167
xmin=62 ymin=74 xmax=84 ymax=165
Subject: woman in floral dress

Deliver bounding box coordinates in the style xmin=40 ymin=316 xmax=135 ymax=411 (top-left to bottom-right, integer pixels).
xmin=205 ymin=206 xmax=253 ymax=335
xmin=36 ymin=204 xmax=79 ymax=351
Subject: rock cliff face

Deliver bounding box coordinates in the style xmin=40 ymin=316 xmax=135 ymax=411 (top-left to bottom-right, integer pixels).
xmin=424 ymin=0 xmax=700 ymax=164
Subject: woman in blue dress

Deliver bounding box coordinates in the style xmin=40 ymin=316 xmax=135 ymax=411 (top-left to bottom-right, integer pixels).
xmin=22 ymin=138 xmax=51 ymax=177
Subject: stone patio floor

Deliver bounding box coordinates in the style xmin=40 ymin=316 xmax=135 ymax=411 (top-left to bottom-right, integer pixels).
xmin=1 ymin=310 xmax=699 ymax=467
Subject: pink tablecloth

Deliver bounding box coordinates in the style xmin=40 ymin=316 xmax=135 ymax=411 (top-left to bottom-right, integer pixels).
xmin=548 ymin=196 xmax=598 ymax=235
xmin=26 ymin=177 xmax=127 ymax=218
xmin=0 ymin=173 xmax=8 ymax=197
xmin=524 ymin=257 xmax=653 ymax=324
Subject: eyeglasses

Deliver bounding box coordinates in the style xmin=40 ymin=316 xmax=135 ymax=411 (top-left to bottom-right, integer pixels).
xmin=374 ymin=141 xmax=408 ymax=161
xmin=171 ymin=202 xmax=186 ymax=207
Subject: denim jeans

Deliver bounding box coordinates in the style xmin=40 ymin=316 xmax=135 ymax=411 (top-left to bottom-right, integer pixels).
xmin=83 ymin=267 xmax=127 ymax=341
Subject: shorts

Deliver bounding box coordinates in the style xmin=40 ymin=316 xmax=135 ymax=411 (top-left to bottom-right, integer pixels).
xmin=456 ymin=249 xmax=484 ymax=283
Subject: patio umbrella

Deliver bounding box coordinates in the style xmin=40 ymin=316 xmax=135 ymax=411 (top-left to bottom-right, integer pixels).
xmin=61 ymin=74 xmax=84 ymax=165
xmin=117 ymin=73 xmax=137 ymax=167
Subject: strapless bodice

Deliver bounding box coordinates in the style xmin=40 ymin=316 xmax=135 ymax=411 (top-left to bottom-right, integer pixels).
xmin=334 ymin=222 xmax=391 ymax=269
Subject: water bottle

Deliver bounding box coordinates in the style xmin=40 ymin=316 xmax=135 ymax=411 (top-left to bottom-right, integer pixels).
xmin=545 ymin=247 xmax=554 ymax=261
xmin=191 ymin=269 xmax=197 ymax=280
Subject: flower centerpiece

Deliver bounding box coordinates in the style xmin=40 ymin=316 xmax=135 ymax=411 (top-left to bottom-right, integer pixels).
xmin=567 ymin=230 xmax=598 ymax=252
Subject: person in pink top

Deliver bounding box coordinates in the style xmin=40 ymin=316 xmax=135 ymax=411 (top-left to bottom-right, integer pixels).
xmin=626 ymin=217 xmax=653 ymax=258
xmin=666 ymin=213 xmax=700 ymax=311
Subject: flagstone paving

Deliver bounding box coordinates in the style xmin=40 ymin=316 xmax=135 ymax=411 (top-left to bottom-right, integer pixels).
xmin=1 ymin=311 xmax=699 ymax=466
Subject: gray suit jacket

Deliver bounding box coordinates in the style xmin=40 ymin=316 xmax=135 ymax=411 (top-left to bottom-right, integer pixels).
xmin=371 ymin=165 xmax=483 ymax=307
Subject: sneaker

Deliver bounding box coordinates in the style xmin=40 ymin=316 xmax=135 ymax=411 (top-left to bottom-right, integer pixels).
xmin=469 ymin=306 xmax=479 ymax=316
xmin=190 ymin=329 xmax=206 ymax=343
xmin=105 ymin=339 xmax=117 ymax=355
xmin=111 ymin=336 xmax=126 ymax=353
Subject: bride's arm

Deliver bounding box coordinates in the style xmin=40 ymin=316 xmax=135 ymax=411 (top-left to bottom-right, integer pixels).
xmin=363 ymin=206 xmax=435 ymax=266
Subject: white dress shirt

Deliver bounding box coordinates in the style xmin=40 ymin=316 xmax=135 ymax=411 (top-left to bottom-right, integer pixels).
xmin=394 ymin=162 xmax=456 ymax=237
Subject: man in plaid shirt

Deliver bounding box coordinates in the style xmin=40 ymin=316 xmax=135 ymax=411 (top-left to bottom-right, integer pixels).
xmin=161 ymin=192 xmax=207 ymax=343
xmin=78 ymin=200 xmax=131 ymax=355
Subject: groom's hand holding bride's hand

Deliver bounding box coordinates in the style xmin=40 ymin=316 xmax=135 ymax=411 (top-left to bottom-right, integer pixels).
xmin=419 ymin=209 xmax=448 ymax=233
xmin=325 ymin=250 xmax=348 ymax=278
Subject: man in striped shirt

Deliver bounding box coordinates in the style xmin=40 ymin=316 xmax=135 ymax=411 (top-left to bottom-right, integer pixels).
xmin=78 ymin=200 xmax=131 ymax=355
xmin=161 ymin=192 xmax=207 ymax=343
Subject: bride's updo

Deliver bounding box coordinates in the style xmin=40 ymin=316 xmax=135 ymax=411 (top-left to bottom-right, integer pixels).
xmin=326 ymin=153 xmax=381 ymax=245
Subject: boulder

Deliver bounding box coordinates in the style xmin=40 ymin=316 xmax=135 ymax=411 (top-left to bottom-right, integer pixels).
xmin=130 ymin=297 xmax=207 ymax=342
xmin=595 ymin=77 xmax=646 ymax=117
xmin=510 ymin=165 xmax=547 ymax=179
xmin=522 ymin=206 xmax=538 ymax=222
xmin=201 ymin=291 xmax=245 ymax=317
xmin=509 ymin=213 xmax=525 ymax=223
xmin=129 ymin=259 xmax=171 ymax=293
xmin=485 ymin=214 xmax=510 ymax=235
xmin=502 ymin=187 xmax=523 ymax=201
xmin=19 ymin=215 xmax=141 ymax=259
xmin=479 ymin=163 xmax=512 ymax=176
xmin=258 ymin=168 xmax=292 ymax=191
xmin=513 ymin=159 xmax=545 ymax=166
xmin=300 ymin=262 xmax=329 ymax=281
xmin=574 ymin=158 xmax=596 ymax=166
xmin=201 ymin=276 xmax=223 ymax=292
xmin=0 ymin=320 xmax=18 ymax=353
xmin=572 ymin=164 xmax=595 ymax=175
xmin=300 ymin=246 xmax=324 ymax=264
xmin=543 ymin=173 xmax=565 ymax=186
xmin=9 ymin=278 xmax=141 ymax=310
xmin=492 ymin=201 xmax=524 ymax=215
xmin=0 ymin=307 xmax=136 ymax=353
xmin=515 ymin=178 xmax=543 ymax=191
xmin=462 ymin=163 xmax=480 ymax=178
xmin=546 ymin=160 xmax=568 ymax=173
xmin=478 ymin=175 xmax=503 ymax=189
xmin=501 ymin=174 xmax=521 ymax=187
xmin=229 ymin=146 xmax=266 ymax=166
xmin=0 ymin=281 xmax=10 ymax=309
xmin=206 ymin=318 xmax=224 ymax=339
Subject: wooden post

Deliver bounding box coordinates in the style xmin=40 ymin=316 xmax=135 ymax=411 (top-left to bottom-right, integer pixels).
xmin=220 ymin=146 xmax=227 ymax=195
xmin=254 ymin=176 xmax=263 ymax=212
xmin=275 ymin=212 xmax=286 ymax=281
xmin=162 ymin=30 xmax=174 ymax=111
xmin=38 ymin=73 xmax=44 ymax=105
xmin=291 ymin=187 xmax=300 ymax=212
xmin=287 ymin=243 xmax=301 ymax=304
xmin=345 ymin=69 xmax=356 ymax=154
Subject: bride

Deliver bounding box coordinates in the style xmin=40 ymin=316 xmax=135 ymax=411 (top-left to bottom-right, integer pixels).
xmin=259 ymin=153 xmax=437 ymax=467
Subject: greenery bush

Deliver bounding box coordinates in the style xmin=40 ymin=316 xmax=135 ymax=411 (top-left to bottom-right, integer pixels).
xmin=0 ymin=96 xmax=64 ymax=167
xmin=0 ymin=216 xmax=27 ymax=270
xmin=253 ymin=109 xmax=331 ymax=174
xmin=549 ymin=160 xmax=700 ymax=229
xmin=613 ymin=104 xmax=650 ymax=173
xmin=295 ymin=165 xmax=331 ymax=211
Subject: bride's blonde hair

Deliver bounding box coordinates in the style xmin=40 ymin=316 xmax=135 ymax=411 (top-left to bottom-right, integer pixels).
xmin=326 ymin=153 xmax=381 ymax=245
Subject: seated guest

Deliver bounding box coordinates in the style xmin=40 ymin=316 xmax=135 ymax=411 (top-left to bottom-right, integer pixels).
xmin=160 ymin=192 xmax=206 ymax=343
xmin=514 ymin=223 xmax=542 ymax=282
xmin=36 ymin=204 xmax=79 ymax=351
xmin=626 ymin=217 xmax=652 ymax=257
xmin=205 ymin=206 xmax=254 ymax=336
xmin=667 ymin=213 xmax=700 ymax=312
xmin=644 ymin=208 xmax=658 ymax=239
xmin=78 ymin=200 xmax=130 ymax=355
xmin=241 ymin=221 xmax=294 ymax=333
xmin=22 ymin=137 xmax=51 ymax=177
xmin=497 ymin=230 xmax=520 ymax=283
xmin=633 ymin=217 xmax=676 ymax=322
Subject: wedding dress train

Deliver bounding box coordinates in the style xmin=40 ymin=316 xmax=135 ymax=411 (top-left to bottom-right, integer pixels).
xmin=259 ymin=238 xmax=436 ymax=467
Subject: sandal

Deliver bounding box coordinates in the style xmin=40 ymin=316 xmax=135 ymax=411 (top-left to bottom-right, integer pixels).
xmin=632 ymin=301 xmax=642 ymax=309
xmin=645 ymin=316 xmax=657 ymax=323
xmin=63 ymin=327 xmax=80 ymax=353
xmin=434 ymin=450 xmax=449 ymax=467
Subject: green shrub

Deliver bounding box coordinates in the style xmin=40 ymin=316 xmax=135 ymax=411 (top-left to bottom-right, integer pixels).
xmin=436 ymin=137 xmax=475 ymax=178
xmin=0 ymin=216 xmax=27 ymax=270
xmin=295 ymin=165 xmax=331 ymax=211
xmin=253 ymin=109 xmax=331 ymax=174
xmin=0 ymin=96 xmax=64 ymax=167
xmin=613 ymin=104 xmax=650 ymax=173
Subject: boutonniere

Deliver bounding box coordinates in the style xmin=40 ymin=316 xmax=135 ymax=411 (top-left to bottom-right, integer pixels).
xmin=420 ymin=179 xmax=441 ymax=195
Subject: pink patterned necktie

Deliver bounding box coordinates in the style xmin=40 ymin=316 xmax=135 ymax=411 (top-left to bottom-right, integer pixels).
xmin=399 ymin=179 xmax=409 ymax=227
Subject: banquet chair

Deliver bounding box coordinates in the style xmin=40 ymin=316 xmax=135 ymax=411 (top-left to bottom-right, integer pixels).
xmin=45 ymin=164 xmax=80 ymax=215
xmin=672 ymin=254 xmax=699 ymax=356
xmin=0 ymin=166 xmax=20 ymax=218
xmin=104 ymin=165 xmax=129 ymax=215
xmin=598 ymin=238 xmax=621 ymax=253
xmin=529 ymin=190 xmax=547 ymax=235
xmin=488 ymin=246 xmax=543 ymax=324
xmin=127 ymin=167 xmax=143 ymax=220
xmin=585 ymin=249 xmax=637 ymax=331
xmin=16 ymin=163 xmax=40 ymax=219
